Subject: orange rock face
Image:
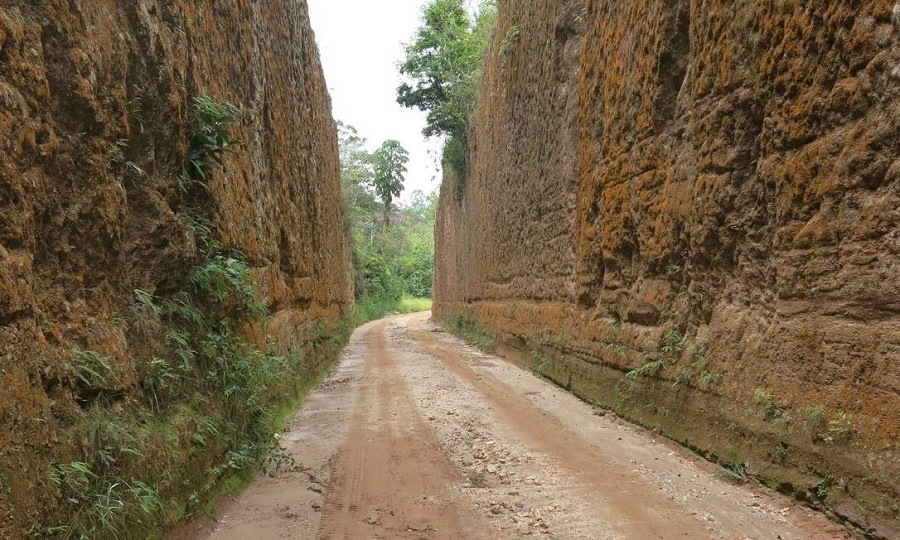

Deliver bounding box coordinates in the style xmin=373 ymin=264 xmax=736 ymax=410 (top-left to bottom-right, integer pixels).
xmin=436 ymin=0 xmax=899 ymax=533
xmin=0 ymin=0 xmax=351 ymax=532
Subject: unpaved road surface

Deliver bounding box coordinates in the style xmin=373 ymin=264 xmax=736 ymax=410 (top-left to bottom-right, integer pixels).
xmin=179 ymin=313 xmax=850 ymax=539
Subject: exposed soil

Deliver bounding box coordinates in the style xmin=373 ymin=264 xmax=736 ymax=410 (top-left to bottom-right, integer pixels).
xmin=179 ymin=312 xmax=851 ymax=539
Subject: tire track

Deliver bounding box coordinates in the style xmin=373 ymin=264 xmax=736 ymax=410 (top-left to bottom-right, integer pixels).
xmin=318 ymin=321 xmax=484 ymax=539
xmin=410 ymin=324 xmax=719 ymax=539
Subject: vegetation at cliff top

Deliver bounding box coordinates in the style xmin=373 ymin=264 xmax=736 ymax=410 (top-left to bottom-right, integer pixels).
xmin=397 ymin=0 xmax=496 ymax=194
xmin=339 ymin=122 xmax=435 ymax=322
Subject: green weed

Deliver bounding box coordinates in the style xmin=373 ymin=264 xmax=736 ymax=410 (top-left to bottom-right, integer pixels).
xmin=134 ymin=288 xmax=164 ymax=316
xmin=672 ymin=365 xmax=692 ymax=387
xmin=443 ymin=312 xmax=496 ymax=351
xmin=692 ymin=341 xmax=708 ymax=366
xmin=48 ymin=462 xmax=162 ymax=538
xmin=804 ymin=405 xmax=826 ymax=428
xmin=500 ymin=25 xmax=521 ymax=56
xmin=698 ymin=370 xmax=715 ymax=389
xmin=815 ymin=479 xmax=831 ymax=499
xmin=754 ymin=388 xmax=786 ymax=421
xmin=532 ymin=349 xmax=551 ymax=376
xmin=720 ymin=461 xmax=746 ymax=482
xmin=605 ymin=318 xmax=621 ymax=340
xmin=626 ymin=357 xmax=665 ymax=379
xmin=397 ymin=296 xmax=433 ymax=313
xmin=824 ymin=411 xmax=854 ymax=443
xmin=182 ymin=96 xmax=242 ymax=189
xmin=125 ymin=161 xmax=147 ymax=178
xmin=614 ymin=378 xmax=637 ymax=404
xmin=65 ymin=349 xmax=115 ymax=388
xmin=772 ymin=442 xmax=790 ymax=463
xmin=141 ymin=357 xmax=180 ymax=412
xmin=189 ymin=255 xmax=267 ymax=318
xmin=658 ymin=330 xmax=685 ymax=358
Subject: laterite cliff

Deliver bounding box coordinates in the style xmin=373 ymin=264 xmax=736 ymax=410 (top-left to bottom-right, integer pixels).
xmin=0 ymin=0 xmax=351 ymax=535
xmin=436 ymin=0 xmax=899 ymax=535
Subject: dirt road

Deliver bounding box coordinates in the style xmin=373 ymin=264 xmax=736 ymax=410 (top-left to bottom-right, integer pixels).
xmin=180 ymin=313 xmax=850 ymax=539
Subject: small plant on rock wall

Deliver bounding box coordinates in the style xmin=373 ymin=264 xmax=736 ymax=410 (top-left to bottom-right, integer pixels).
xmin=698 ymin=370 xmax=715 ymax=389
xmin=626 ymin=357 xmax=665 ymax=379
xmin=754 ymin=388 xmax=785 ymax=421
xmin=443 ymin=312 xmax=496 ymax=351
xmin=605 ymin=317 xmax=621 ymax=340
xmin=719 ymin=461 xmax=747 ymax=483
xmin=531 ymin=349 xmax=552 ymax=377
xmin=47 ymin=462 xmax=163 ymax=538
xmin=500 ymin=25 xmax=520 ymax=57
xmin=66 ymin=350 xmax=115 ymax=388
xmin=804 ymin=405 xmax=827 ymax=428
xmin=821 ymin=411 xmax=855 ymax=444
xmin=692 ymin=341 xmax=708 ymax=366
xmin=189 ymin=254 xmax=267 ymax=318
xmin=658 ymin=329 xmax=685 ymax=360
xmin=181 ymin=96 xmax=242 ymax=191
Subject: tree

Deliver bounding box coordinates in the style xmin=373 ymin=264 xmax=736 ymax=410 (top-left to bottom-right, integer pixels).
xmin=337 ymin=122 xmax=378 ymax=225
xmin=396 ymin=0 xmax=495 ymax=183
xmin=337 ymin=124 xmax=435 ymax=307
xmin=372 ymin=140 xmax=409 ymax=226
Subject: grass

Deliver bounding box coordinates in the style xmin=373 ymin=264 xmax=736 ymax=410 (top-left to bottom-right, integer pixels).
xmin=499 ymin=25 xmax=520 ymax=56
xmin=46 ymin=462 xmax=164 ymax=538
xmin=754 ymin=388 xmax=786 ymax=421
xmin=397 ymin=296 xmax=432 ymax=313
xmin=805 ymin=405 xmax=827 ymax=427
xmin=531 ymin=349 xmax=552 ymax=377
xmin=720 ymin=461 xmax=747 ymax=482
xmin=626 ymin=357 xmax=665 ymax=379
xmin=354 ymin=295 xmax=432 ymax=325
xmin=442 ymin=311 xmax=496 ymax=351
xmin=65 ymin=349 xmax=117 ymax=391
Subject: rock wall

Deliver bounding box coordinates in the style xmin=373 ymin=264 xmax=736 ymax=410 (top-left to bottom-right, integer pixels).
xmin=436 ymin=0 xmax=899 ymax=534
xmin=0 ymin=0 xmax=351 ymax=534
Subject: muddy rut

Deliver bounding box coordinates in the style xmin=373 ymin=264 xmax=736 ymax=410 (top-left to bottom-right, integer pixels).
xmin=179 ymin=313 xmax=849 ymax=539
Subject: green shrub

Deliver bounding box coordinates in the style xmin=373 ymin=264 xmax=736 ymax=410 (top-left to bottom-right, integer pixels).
xmin=189 ymin=254 xmax=267 ymax=318
xmin=65 ymin=350 xmax=115 ymax=388
xmin=499 ymin=25 xmax=520 ymax=56
xmin=183 ymin=96 xmax=242 ymax=189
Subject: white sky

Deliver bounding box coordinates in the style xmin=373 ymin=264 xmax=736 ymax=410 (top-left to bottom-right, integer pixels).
xmin=307 ymin=0 xmax=442 ymax=202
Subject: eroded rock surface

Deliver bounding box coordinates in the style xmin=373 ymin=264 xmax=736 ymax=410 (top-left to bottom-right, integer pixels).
xmin=435 ymin=0 xmax=899 ymax=534
xmin=0 ymin=0 xmax=351 ymax=534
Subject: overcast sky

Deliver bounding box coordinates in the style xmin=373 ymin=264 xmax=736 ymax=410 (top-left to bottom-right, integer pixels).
xmin=307 ymin=0 xmax=442 ymax=202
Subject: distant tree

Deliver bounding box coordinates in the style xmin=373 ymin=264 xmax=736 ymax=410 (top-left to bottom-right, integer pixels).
xmin=337 ymin=122 xmax=378 ymax=225
xmin=338 ymin=124 xmax=435 ymax=307
xmin=372 ymin=140 xmax=409 ymax=226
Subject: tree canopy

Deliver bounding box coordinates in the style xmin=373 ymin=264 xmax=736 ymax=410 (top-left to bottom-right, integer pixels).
xmin=397 ymin=0 xmax=495 ymax=184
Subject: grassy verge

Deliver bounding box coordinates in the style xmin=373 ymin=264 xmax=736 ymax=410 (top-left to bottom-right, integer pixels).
xmin=441 ymin=311 xmax=496 ymax=351
xmin=354 ymin=295 xmax=432 ymax=325
xmin=398 ymin=296 xmax=432 ymax=313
